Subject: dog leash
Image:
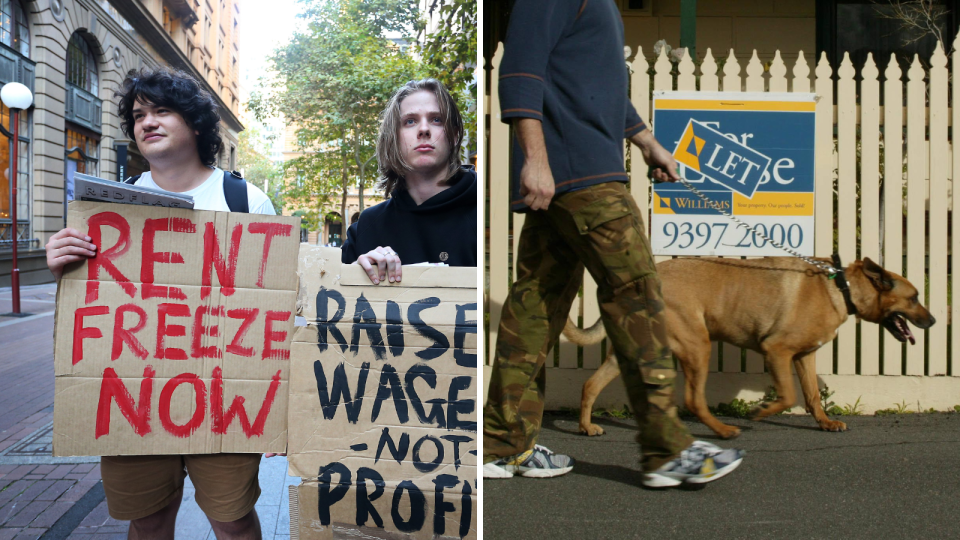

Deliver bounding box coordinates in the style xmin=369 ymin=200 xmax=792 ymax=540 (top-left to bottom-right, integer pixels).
xmin=653 ymin=172 xmax=858 ymax=315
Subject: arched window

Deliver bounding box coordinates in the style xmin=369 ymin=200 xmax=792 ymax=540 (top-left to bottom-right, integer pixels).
xmin=64 ymin=33 xmax=101 ymax=221
xmin=0 ymin=0 xmax=29 ymax=57
xmin=67 ymin=33 xmax=98 ymax=94
xmin=65 ymin=128 xmax=98 ymax=176
xmin=0 ymin=100 xmax=28 ymax=221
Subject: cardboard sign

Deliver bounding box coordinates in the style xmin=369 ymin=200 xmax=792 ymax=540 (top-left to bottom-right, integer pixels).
xmin=53 ymin=201 xmax=301 ymax=456
xmin=289 ymin=246 xmax=477 ymax=540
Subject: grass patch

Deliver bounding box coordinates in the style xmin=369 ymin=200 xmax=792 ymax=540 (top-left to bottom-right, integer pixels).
xmin=820 ymin=385 xmax=865 ymax=416
xmin=559 ymin=405 xmax=633 ymax=420
xmin=875 ymin=400 xmax=947 ymax=416
xmin=711 ymin=386 xmax=782 ymax=419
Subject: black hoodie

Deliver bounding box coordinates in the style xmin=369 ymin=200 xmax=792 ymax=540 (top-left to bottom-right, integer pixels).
xmin=341 ymin=167 xmax=477 ymax=267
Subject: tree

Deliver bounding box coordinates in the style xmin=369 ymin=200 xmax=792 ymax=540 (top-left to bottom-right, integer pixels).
xmin=881 ymin=1 xmax=950 ymax=51
xmin=236 ymin=126 xmax=283 ymax=212
xmin=251 ymin=0 xmax=426 ymax=223
xmin=419 ymin=0 xmax=478 ymax=158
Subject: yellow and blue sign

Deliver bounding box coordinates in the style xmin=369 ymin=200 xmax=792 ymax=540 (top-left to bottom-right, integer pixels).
xmin=674 ymin=120 xmax=771 ymax=198
xmin=651 ymin=92 xmax=817 ymax=257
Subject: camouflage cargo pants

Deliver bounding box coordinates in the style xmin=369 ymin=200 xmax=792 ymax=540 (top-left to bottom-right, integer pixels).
xmin=483 ymin=182 xmax=694 ymax=472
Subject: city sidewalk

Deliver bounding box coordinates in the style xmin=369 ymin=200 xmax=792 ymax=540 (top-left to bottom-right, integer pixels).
xmin=0 ymin=284 xmax=299 ymax=539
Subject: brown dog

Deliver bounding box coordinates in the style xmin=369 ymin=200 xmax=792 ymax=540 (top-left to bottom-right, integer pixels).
xmin=564 ymin=256 xmax=935 ymax=439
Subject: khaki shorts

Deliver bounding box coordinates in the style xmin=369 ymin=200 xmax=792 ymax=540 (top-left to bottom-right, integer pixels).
xmin=101 ymin=454 xmax=261 ymax=522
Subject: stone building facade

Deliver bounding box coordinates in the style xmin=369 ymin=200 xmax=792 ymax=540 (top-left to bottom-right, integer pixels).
xmin=1 ymin=0 xmax=242 ymax=286
xmin=280 ymin=122 xmax=384 ymax=248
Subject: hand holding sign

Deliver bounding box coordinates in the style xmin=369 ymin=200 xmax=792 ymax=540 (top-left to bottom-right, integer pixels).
xmin=46 ymin=227 xmax=97 ymax=281
xmin=357 ymin=246 xmax=402 ymax=284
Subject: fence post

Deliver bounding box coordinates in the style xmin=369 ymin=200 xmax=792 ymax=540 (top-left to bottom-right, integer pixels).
xmin=860 ymin=53 xmax=881 ymax=376
xmin=928 ymin=43 xmax=949 ymax=376
xmin=814 ymin=52 xmax=835 ymax=375
xmin=952 ymin=33 xmax=960 ymax=377
xmin=769 ymin=50 xmax=787 ymax=93
xmin=487 ymin=48 xmax=510 ymax=367
xmin=837 ymin=52 xmax=858 ymax=375
xmin=882 ymin=53 xmax=904 ymax=375
xmin=906 ymin=54 xmax=927 ymax=376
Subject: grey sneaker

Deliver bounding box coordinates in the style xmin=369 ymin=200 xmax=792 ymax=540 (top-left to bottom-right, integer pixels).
xmin=642 ymin=440 xmax=743 ymax=488
xmin=482 ymin=445 xmax=575 ymax=479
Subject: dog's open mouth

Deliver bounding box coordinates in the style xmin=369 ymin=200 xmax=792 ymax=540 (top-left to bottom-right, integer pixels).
xmin=883 ymin=313 xmax=916 ymax=345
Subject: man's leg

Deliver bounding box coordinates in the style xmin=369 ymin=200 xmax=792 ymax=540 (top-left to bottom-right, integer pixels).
xmin=208 ymin=509 xmax=262 ymax=540
xmin=184 ymin=454 xmax=262 ymax=539
xmin=128 ymin=492 xmax=182 ymax=540
xmin=101 ymin=455 xmax=188 ymax=540
xmin=546 ymin=183 xmax=694 ymax=471
xmin=483 ymin=211 xmax=583 ymax=463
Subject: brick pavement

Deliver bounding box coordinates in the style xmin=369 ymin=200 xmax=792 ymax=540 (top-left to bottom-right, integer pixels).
xmin=0 ymin=286 xmax=129 ymax=538
xmin=0 ymin=463 xmax=125 ymax=537
xmin=0 ymin=284 xmax=296 ymax=539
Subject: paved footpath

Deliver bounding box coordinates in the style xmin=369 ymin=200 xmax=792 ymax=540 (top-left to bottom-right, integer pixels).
xmin=0 ymin=285 xmax=299 ymax=539
xmin=485 ymin=410 xmax=960 ymax=539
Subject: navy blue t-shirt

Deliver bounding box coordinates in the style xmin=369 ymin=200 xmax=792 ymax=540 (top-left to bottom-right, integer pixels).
xmin=499 ymin=0 xmax=647 ymax=212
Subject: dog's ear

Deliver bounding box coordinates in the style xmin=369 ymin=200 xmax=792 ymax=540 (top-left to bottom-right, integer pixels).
xmin=862 ymin=257 xmax=894 ymax=291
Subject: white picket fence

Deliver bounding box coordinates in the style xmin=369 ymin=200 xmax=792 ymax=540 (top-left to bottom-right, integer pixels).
xmin=485 ymin=38 xmax=960 ymax=413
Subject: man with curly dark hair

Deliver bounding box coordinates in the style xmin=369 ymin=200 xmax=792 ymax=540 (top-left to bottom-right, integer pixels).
xmin=45 ymin=67 xmax=271 ymax=538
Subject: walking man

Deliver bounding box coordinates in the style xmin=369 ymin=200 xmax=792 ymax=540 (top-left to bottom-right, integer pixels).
xmin=482 ymin=0 xmax=744 ymax=487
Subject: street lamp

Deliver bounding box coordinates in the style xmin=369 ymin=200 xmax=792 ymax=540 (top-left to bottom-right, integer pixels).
xmin=2 ymin=82 xmax=32 ymax=317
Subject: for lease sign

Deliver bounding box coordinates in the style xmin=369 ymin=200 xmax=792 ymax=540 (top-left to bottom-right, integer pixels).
xmin=651 ymin=91 xmax=816 ymax=257
xmin=52 ymin=201 xmax=301 ymax=456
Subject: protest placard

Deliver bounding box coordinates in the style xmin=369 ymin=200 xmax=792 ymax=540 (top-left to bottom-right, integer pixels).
xmin=288 ymin=246 xmax=477 ymax=540
xmin=52 ymin=200 xmax=301 ymax=456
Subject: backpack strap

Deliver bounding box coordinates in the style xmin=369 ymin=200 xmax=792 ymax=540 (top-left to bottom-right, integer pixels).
xmin=223 ymin=170 xmax=249 ymax=213
xmin=125 ymin=171 xmax=249 ymax=213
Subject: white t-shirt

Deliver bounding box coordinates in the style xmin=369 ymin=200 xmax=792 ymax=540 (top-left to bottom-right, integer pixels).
xmin=135 ymin=168 xmax=276 ymax=215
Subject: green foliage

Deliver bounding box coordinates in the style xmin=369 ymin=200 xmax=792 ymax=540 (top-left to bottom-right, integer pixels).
xmin=712 ymin=386 xmax=782 ymax=418
xmin=593 ymin=405 xmax=632 ymax=419
xmin=236 ymin=126 xmax=283 ymax=212
xmin=251 ymin=0 xmax=427 ymax=220
xmin=292 ymin=209 xmax=327 ymax=232
xmin=418 ymin=0 xmax=477 ymax=155
xmin=820 ymin=385 xmax=837 ymax=414
xmin=835 ymin=396 xmax=865 ymax=416
xmin=874 ymin=401 xmax=957 ymax=415
xmin=562 ymin=405 xmax=633 ymax=420
xmin=557 ymin=407 xmax=579 ymax=417
xmin=875 ymin=400 xmax=915 ymax=416
xmin=712 ymin=398 xmax=755 ymax=419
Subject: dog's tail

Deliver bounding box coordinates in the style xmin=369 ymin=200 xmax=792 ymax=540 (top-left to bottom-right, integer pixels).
xmin=561 ymin=318 xmax=607 ymax=346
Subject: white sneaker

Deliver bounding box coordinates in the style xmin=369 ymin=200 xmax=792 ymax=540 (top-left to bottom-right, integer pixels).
xmin=642 ymin=440 xmax=743 ymax=488
xmin=483 ymin=445 xmax=575 ymax=479
xmin=482 ymin=460 xmax=514 ymax=479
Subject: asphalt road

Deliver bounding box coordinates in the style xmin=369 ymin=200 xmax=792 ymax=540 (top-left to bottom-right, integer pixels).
xmin=483 ymin=412 xmax=960 ymax=539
